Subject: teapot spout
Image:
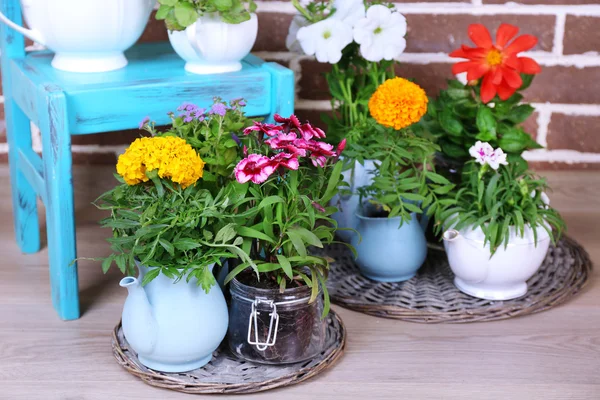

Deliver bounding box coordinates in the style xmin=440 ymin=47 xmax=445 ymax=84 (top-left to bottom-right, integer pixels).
xmin=442 ymin=229 xmax=461 ymax=242
xmin=120 ymin=277 xmax=157 ymax=355
xmin=442 ymin=229 xmax=490 ymax=283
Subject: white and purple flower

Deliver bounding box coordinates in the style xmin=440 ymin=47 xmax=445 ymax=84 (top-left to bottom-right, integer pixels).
xmin=469 ymin=141 xmax=508 ymax=170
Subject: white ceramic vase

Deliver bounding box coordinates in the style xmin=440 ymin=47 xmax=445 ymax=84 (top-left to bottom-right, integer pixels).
xmin=0 ymin=0 xmax=154 ymax=73
xmin=168 ymin=13 xmax=258 ymax=75
xmin=443 ymin=224 xmax=551 ymax=300
xmin=120 ymin=264 xmax=229 ymax=373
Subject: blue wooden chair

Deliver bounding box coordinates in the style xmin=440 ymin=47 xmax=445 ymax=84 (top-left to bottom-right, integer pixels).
xmin=0 ymin=1 xmax=294 ymax=320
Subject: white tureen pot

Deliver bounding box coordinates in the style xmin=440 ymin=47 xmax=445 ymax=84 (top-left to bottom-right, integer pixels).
xmin=443 ymin=223 xmax=551 ymax=301
xmin=168 ymin=13 xmax=258 ymax=75
xmin=0 ymin=0 xmax=155 ymax=73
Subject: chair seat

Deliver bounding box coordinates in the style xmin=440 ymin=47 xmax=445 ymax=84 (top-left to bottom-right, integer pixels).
xmin=9 ymin=42 xmax=282 ymax=134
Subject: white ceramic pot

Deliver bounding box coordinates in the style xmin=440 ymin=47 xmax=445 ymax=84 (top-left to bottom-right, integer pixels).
xmin=443 ymin=224 xmax=551 ymax=300
xmin=0 ymin=0 xmax=154 ymax=72
xmin=168 ymin=13 xmax=258 ymax=75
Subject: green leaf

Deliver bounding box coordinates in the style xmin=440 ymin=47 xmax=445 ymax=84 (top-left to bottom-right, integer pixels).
xmin=215 ymin=223 xmax=237 ymax=243
xmin=173 ymin=238 xmax=201 ymax=251
xmin=426 ymin=172 xmax=451 ymax=185
xmin=237 ymin=226 xmax=275 ymax=244
xmin=158 ymin=238 xmax=175 ymax=256
xmin=115 ymin=253 xmax=127 ymax=274
xmin=286 ymin=230 xmax=307 ymax=257
xmin=212 ymin=0 xmax=233 ymax=11
xmin=101 ymin=255 xmax=115 ymax=274
xmin=258 ymin=195 xmax=284 ymax=210
xmin=158 ymin=0 xmax=178 ymax=5
xmin=142 ymin=268 xmax=161 ymax=286
xmin=276 ymin=255 xmax=293 ymax=279
xmin=322 ymin=161 xmax=343 ymax=203
xmin=174 ymin=2 xmax=198 ymax=27
xmin=476 ymin=106 xmax=497 ymax=138
xmin=289 ymin=227 xmax=323 ymax=248
xmin=508 ymin=104 xmax=535 ymax=124
xmin=440 ymin=109 xmax=463 ymax=136
xmin=155 ymin=4 xmax=172 ymax=20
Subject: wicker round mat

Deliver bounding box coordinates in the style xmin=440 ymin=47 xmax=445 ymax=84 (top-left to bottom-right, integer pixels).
xmin=112 ymin=310 xmax=345 ymax=394
xmin=322 ymin=236 xmax=592 ymax=323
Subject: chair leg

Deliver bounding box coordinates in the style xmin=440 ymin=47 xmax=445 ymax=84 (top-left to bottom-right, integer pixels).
xmin=5 ymin=100 xmax=40 ymax=253
xmin=263 ymin=62 xmax=295 ymax=122
xmin=39 ymin=89 xmax=80 ymax=320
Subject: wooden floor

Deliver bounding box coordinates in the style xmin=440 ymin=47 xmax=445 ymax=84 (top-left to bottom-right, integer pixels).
xmin=1 ymin=166 xmax=599 ymax=400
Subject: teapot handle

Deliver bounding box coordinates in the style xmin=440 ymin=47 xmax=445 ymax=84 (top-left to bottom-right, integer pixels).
xmin=0 ymin=10 xmax=45 ymax=45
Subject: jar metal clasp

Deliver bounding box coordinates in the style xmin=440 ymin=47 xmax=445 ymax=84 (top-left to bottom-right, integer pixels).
xmin=247 ymin=298 xmax=280 ymax=351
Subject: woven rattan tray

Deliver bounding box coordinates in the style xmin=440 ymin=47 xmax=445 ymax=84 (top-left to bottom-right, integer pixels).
xmin=112 ymin=310 xmax=345 ymax=394
xmin=322 ymin=236 xmax=592 ymax=323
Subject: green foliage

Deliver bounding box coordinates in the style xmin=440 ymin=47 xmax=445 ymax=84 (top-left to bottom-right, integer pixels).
xmin=156 ymin=0 xmax=257 ymax=30
xmin=438 ymin=161 xmax=565 ymax=255
xmin=345 ymin=119 xmax=455 ymax=224
xmin=95 ymin=178 xmax=255 ymax=292
xmin=143 ymin=98 xmax=254 ymax=191
xmin=417 ymin=76 xmax=542 ymax=166
xmin=291 ymin=0 xmax=397 ymax=146
xmin=223 ymin=129 xmax=346 ymax=317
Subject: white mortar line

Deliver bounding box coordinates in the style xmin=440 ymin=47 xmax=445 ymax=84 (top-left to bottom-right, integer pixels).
xmin=260 ymin=50 xmax=600 ymax=67
xmin=0 ymin=96 xmax=4 ymax=104
xmin=471 ymin=0 xmax=483 ymax=6
xmin=532 ymin=103 xmax=600 ymax=116
xmin=255 ymin=1 xmax=600 ymax=16
xmin=296 ymin=99 xmax=332 ymax=110
xmin=0 ymin=143 xmax=7 ymax=152
xmin=534 ymin=108 xmax=552 ymax=148
xmin=523 ymin=149 xmax=600 ymax=163
xmin=553 ymin=13 xmax=566 ymax=56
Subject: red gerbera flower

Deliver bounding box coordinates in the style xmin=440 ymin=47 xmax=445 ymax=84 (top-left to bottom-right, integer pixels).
xmin=450 ymin=23 xmax=542 ymax=103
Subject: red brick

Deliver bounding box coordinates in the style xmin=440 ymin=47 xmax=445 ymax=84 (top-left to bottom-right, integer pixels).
xmin=564 ymin=16 xmax=600 ymax=55
xmin=71 ymin=130 xmax=149 ymax=146
xmin=298 ymin=60 xmax=456 ymax=100
xmin=72 ymin=152 xmax=118 ymax=165
xmin=138 ymin=11 xmax=169 ymax=43
xmin=253 ymin=13 xmax=293 ymax=52
xmin=406 ymin=14 xmax=555 ymax=53
xmin=298 ymin=60 xmax=332 ymax=100
xmin=525 ymin=66 xmax=600 ymax=104
xmin=295 ymin=109 xmax=331 ymax=130
xmin=522 ymin=111 xmax=539 ymax=142
xmin=546 ymin=114 xmax=600 ymax=153
xmin=395 ymin=63 xmax=454 ymax=97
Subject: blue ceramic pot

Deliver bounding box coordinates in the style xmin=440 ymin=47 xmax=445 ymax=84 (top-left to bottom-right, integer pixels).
xmin=330 ymin=160 xmax=376 ymax=242
xmin=351 ymin=211 xmax=428 ymax=282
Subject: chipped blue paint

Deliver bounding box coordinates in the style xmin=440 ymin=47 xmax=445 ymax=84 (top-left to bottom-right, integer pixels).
xmin=0 ymin=1 xmax=295 ymax=320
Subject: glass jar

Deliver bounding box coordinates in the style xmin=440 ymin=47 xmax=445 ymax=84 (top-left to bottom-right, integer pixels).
xmin=228 ymin=278 xmax=326 ymax=364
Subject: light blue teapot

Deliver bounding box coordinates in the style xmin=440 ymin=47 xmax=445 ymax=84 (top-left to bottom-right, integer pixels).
xmin=120 ymin=264 xmax=228 ymax=372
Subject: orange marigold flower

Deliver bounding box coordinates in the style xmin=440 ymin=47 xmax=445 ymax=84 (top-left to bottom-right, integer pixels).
xmin=368 ymin=77 xmax=428 ymax=130
xmin=450 ymin=23 xmax=542 ymax=103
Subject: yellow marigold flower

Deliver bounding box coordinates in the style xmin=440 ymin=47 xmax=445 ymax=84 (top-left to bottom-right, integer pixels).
xmin=368 ymin=77 xmax=428 ymax=130
xmin=116 ymin=136 xmax=204 ymax=188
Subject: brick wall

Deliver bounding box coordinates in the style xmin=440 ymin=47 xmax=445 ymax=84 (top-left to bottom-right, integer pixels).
xmin=1 ymin=1 xmax=599 ymax=169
